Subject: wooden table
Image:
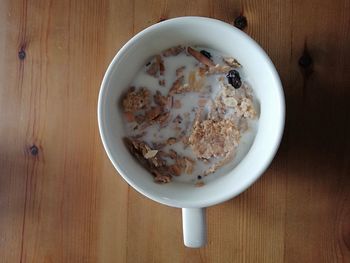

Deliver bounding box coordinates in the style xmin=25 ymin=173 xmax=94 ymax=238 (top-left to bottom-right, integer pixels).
xmin=0 ymin=0 xmax=349 ymax=262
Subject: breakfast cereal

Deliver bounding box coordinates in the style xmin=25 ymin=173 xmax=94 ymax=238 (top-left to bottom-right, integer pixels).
xmin=120 ymin=45 xmax=258 ymax=185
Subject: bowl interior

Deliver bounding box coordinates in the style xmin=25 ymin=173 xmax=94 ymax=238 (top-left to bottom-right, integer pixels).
xmin=98 ymin=17 xmax=285 ymax=208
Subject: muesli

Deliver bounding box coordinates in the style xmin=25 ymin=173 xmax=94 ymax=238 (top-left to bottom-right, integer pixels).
xmin=120 ymin=45 xmax=258 ymax=185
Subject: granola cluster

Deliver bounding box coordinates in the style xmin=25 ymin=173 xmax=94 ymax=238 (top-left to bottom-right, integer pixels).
xmin=122 ymin=87 xmax=150 ymax=112
xmin=124 ymin=138 xmax=195 ymax=183
xmin=189 ymin=119 xmax=240 ymax=159
xmin=120 ymin=45 xmax=258 ymax=185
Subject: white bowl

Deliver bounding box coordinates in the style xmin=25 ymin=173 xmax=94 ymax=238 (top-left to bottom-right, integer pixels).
xmin=98 ymin=16 xmax=285 ymax=247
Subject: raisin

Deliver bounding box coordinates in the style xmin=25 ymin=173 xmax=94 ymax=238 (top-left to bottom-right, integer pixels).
xmin=228 ymin=78 xmax=242 ymax=89
xmin=200 ymin=50 xmax=212 ymax=59
xmin=226 ymin=70 xmax=242 ymax=89
xmin=226 ymin=69 xmax=239 ymax=78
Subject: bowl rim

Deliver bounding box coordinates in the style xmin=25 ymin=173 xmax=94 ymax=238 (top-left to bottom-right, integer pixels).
xmin=98 ymin=16 xmax=285 ymax=208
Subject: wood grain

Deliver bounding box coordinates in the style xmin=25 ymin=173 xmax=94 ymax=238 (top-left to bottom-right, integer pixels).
xmin=0 ymin=0 xmax=349 ymax=262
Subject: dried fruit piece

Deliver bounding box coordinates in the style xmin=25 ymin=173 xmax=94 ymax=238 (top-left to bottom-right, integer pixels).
xmin=226 ymin=70 xmax=242 ymax=89
xmin=187 ymin=47 xmax=215 ymax=67
xmin=200 ymin=50 xmax=212 ymax=59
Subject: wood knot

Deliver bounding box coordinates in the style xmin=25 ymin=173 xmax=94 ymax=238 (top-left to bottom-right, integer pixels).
xmin=299 ymin=53 xmax=313 ymax=68
xmin=18 ymin=41 xmax=27 ymax=60
xmin=234 ymin=15 xmax=247 ymax=30
xmin=158 ymin=16 xmax=167 ymax=23
xmin=298 ymin=44 xmax=314 ymax=80
xmin=29 ymin=145 xmax=39 ymax=156
xmin=18 ymin=49 xmax=26 ymax=60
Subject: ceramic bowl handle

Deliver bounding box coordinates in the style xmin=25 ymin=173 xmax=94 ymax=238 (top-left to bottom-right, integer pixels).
xmin=182 ymin=208 xmax=206 ymax=248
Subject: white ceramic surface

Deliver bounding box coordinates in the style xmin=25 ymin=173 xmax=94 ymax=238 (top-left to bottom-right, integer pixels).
xmin=98 ymin=16 xmax=285 ymax=248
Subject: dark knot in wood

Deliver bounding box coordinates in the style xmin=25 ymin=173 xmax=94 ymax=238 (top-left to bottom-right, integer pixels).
xmin=158 ymin=16 xmax=167 ymax=23
xmin=299 ymin=53 xmax=313 ymax=68
xmin=29 ymin=145 xmax=39 ymax=156
xmin=234 ymin=15 xmax=247 ymax=30
xmin=18 ymin=49 xmax=26 ymax=60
